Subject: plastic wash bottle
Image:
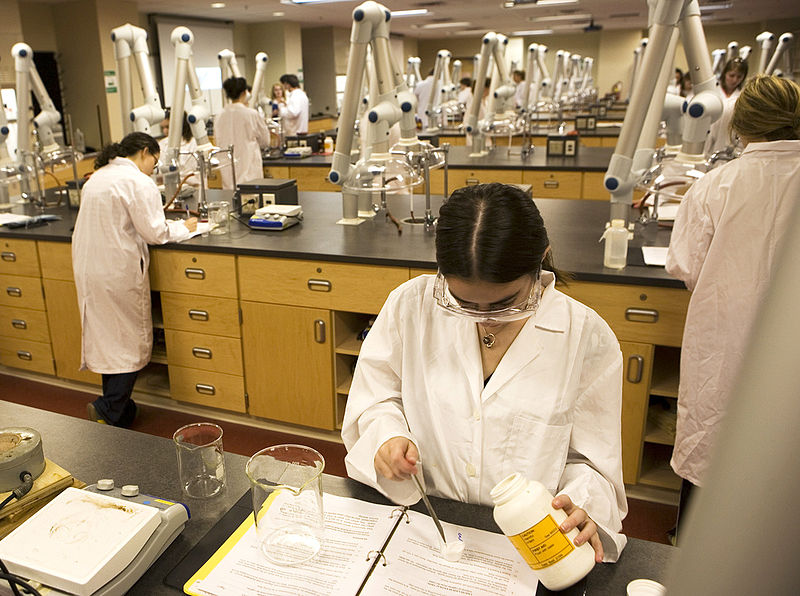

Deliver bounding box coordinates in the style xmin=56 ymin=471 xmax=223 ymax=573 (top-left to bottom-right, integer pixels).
xmin=490 ymin=473 xmax=595 ymax=591
xmin=600 ymin=218 xmax=629 ymax=269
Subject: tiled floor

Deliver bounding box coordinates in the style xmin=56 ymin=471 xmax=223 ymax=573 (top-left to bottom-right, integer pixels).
xmin=0 ymin=372 xmax=676 ymax=544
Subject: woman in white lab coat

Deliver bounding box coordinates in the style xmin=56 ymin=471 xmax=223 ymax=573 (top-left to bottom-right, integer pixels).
xmin=215 ymin=77 xmax=271 ymax=189
xmin=158 ymin=110 xmax=199 ymax=184
xmin=667 ymin=75 xmax=800 ymax=535
xmin=73 ymin=132 xmax=197 ymax=427
xmin=704 ymin=58 xmax=748 ymax=157
xmin=343 ymin=183 xmax=628 ymax=562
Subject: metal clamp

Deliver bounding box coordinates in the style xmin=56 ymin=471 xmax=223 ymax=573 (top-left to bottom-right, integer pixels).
xmin=17 ymin=351 xmax=32 ymax=361
xmin=195 ymin=383 xmax=216 ymax=396
xmin=314 ymin=319 xmax=326 ymax=343
xmin=184 ymin=267 xmax=206 ymax=280
xmin=627 ymin=355 xmax=644 ymax=384
xmin=192 ymin=347 xmax=213 ymax=359
xmin=6 ymin=287 xmax=21 ymax=297
xmin=544 ymin=179 xmax=560 ymax=189
xmin=307 ymin=279 xmax=332 ymax=292
xmin=188 ymin=309 xmax=209 ymax=321
xmin=625 ymin=308 xmax=659 ymax=323
xmin=1 ymin=251 xmax=17 ymax=262
xmin=11 ymin=319 xmax=27 ymax=330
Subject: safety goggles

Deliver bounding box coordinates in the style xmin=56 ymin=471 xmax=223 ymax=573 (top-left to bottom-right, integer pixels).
xmin=432 ymin=270 xmax=544 ymax=323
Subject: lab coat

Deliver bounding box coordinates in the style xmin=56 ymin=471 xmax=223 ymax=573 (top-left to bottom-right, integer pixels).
xmin=704 ymin=89 xmax=739 ymax=157
xmin=158 ymin=136 xmax=199 ymax=184
xmin=457 ymin=86 xmax=473 ymax=107
xmin=214 ymin=102 xmax=270 ymax=189
xmin=666 ymin=140 xmax=800 ymax=486
xmin=72 ymin=157 xmax=191 ymax=374
xmin=414 ymin=76 xmax=434 ymax=127
xmin=279 ymin=87 xmax=310 ymax=136
xmin=342 ymin=272 xmax=628 ymax=561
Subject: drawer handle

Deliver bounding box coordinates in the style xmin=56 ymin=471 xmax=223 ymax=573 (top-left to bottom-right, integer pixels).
xmin=1 ymin=251 xmax=16 ymax=262
xmin=17 ymin=350 xmax=32 ymax=361
xmin=11 ymin=319 xmax=27 ymax=329
xmin=544 ymin=179 xmax=560 ymax=189
xmin=192 ymin=347 xmax=213 ymax=359
xmin=6 ymin=287 xmax=22 ymax=297
xmin=465 ymin=177 xmax=480 ymax=186
xmin=625 ymin=308 xmax=659 ymax=323
xmin=195 ymin=383 xmax=216 ymax=396
xmin=185 ymin=267 xmax=206 ymax=280
xmin=627 ymin=355 xmax=644 ymax=384
xmin=188 ymin=309 xmax=209 ymax=321
xmin=307 ymin=279 xmax=332 ymax=292
xmin=314 ymin=319 xmax=326 ymax=343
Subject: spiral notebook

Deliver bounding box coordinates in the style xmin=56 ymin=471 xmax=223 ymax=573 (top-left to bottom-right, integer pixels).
xmin=184 ymin=492 xmax=538 ymax=596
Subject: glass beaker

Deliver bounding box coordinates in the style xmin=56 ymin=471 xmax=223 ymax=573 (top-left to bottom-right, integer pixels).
xmin=173 ymin=422 xmax=226 ymax=499
xmin=208 ymin=200 xmax=230 ymax=235
xmin=246 ymin=444 xmax=325 ymax=566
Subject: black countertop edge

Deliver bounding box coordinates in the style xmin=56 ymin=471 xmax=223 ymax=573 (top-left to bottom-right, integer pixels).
xmin=265 ymin=159 xmax=611 ymax=172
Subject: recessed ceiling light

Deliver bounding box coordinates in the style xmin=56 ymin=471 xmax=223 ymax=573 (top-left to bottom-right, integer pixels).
xmin=512 ymin=29 xmax=555 ymax=36
xmin=273 ymin=11 xmax=285 ymax=16
xmin=420 ymin=21 xmax=471 ymax=29
xmin=393 ymin=9 xmax=429 ymax=17
xmin=211 ymin=2 xmax=225 ymax=7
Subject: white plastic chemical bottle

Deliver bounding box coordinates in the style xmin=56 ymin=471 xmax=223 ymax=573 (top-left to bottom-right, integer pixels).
xmin=490 ymin=473 xmax=595 ymax=591
xmin=323 ymin=136 xmax=334 ymax=154
xmin=601 ymin=219 xmax=629 ymax=269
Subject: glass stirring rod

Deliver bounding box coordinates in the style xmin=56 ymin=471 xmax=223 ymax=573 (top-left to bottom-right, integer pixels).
xmin=411 ymin=474 xmax=447 ymax=544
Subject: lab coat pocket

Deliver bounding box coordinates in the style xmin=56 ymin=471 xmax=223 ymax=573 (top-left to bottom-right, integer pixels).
xmin=503 ymin=414 xmax=570 ymax=494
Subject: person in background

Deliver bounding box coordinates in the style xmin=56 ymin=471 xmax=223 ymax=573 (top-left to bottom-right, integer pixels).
xmin=667 ymin=67 xmax=683 ymax=95
xmin=414 ymin=68 xmax=434 ymax=128
xmin=215 ymin=76 xmax=270 ymax=189
xmin=73 ymin=132 xmax=197 ymax=427
xmin=270 ymin=82 xmax=285 ymax=118
xmin=513 ymin=69 xmax=527 ymax=108
xmin=680 ymin=72 xmax=693 ymax=98
xmin=278 ymin=74 xmax=309 ymax=136
xmin=666 ymin=75 xmax=800 ymax=540
xmin=705 ymin=58 xmax=749 ymax=157
xmin=158 ymin=109 xmax=198 ymax=184
xmin=343 ymin=183 xmax=628 ymax=563
xmin=457 ymin=77 xmax=473 ymax=108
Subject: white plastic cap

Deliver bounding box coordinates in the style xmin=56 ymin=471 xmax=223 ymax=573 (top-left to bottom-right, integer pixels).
xmin=611 ymin=218 xmax=626 ymax=227
xmin=97 ymin=479 xmax=114 ymax=491
xmin=627 ymin=579 xmax=666 ymax=596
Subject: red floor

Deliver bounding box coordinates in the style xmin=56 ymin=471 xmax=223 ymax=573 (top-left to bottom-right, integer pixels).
xmin=0 ymin=373 xmax=676 ymax=544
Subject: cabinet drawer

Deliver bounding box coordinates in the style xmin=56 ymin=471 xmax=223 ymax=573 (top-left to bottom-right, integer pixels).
xmin=0 ymin=337 xmax=54 ymax=375
xmin=562 ymin=282 xmax=690 ymax=347
xmin=149 ymin=250 xmax=237 ymax=298
xmin=167 ymin=366 xmax=246 ymax=413
xmin=288 ymin=166 xmax=339 ymax=192
xmin=0 ymin=274 xmax=45 ymax=310
xmin=0 ymin=239 xmax=40 ymax=277
xmin=522 ymin=171 xmax=582 ymax=199
xmin=37 ymin=241 xmax=74 ymax=280
xmin=161 ymin=292 xmax=241 ymax=337
xmin=263 ymin=166 xmax=290 ymax=179
xmin=431 ymin=168 xmax=522 ymax=191
xmin=581 ymin=171 xmax=611 ymax=200
xmin=0 ymin=306 xmax=50 ymax=342
xmin=165 ymin=329 xmax=243 ymax=375
xmin=239 ymin=257 xmax=408 ymax=313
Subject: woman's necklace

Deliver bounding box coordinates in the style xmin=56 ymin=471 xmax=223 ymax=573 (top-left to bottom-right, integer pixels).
xmin=479 ymin=324 xmax=499 ymax=348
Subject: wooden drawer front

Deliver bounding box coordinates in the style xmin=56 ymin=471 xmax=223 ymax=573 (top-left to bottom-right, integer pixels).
xmin=522 ymin=171 xmax=582 ymax=199
xmin=288 ymin=166 xmax=339 ymax=192
xmin=0 ymin=239 xmax=40 ymax=277
xmin=438 ymin=135 xmax=467 ymax=146
xmin=149 ymin=250 xmax=237 ymax=298
xmin=0 ymin=306 xmax=50 ymax=342
xmin=580 ymin=137 xmax=604 ymax=147
xmin=263 ymin=166 xmax=290 ymax=179
xmin=168 ymin=366 xmax=246 ymax=413
xmin=581 ymin=171 xmax=610 ymax=201
xmin=562 ymin=282 xmax=690 ymax=347
xmin=161 ymin=292 xmax=241 ymax=338
xmin=37 ymin=241 xmax=74 ymax=280
xmin=0 ymin=337 xmax=54 ymax=375
xmin=165 ymin=329 xmax=243 ymax=375
xmin=239 ymin=257 xmax=408 ymax=313
xmin=409 ymin=268 xmax=436 ymax=279
xmin=432 ymin=168 xmax=523 ymax=191
xmin=0 ymin=274 xmax=45 ymax=310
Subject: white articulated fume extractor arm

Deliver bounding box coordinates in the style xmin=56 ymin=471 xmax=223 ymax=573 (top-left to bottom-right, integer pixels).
xmin=765 ymin=32 xmax=794 ymax=76
xmin=249 ymin=52 xmax=270 ymax=111
xmin=168 ymin=27 xmax=213 ymax=158
xmin=13 ymin=43 xmax=62 ymax=155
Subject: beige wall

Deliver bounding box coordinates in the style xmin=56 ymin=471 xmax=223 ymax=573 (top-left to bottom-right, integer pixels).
xmin=302 ymin=27 xmax=337 ymax=115
xmin=0 ymin=0 xmax=23 ymax=86
xmin=18 ymin=1 xmax=57 ymax=53
xmin=241 ymin=21 xmax=303 ymax=98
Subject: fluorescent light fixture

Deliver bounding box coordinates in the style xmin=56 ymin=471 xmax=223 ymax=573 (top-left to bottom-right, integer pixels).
xmin=420 ymin=21 xmax=472 ymax=29
xmin=536 ymin=0 xmax=579 ymax=4
xmin=211 ymin=2 xmax=225 ymax=7
xmin=529 ymin=13 xmax=592 ymax=22
xmin=699 ymin=3 xmax=732 ymax=10
xmin=273 ymin=11 xmax=285 ymax=16
xmin=392 ymin=9 xmax=429 ymax=17
xmin=512 ymin=29 xmax=554 ymax=36
xmin=504 ymin=0 xmax=578 ymax=7
xmin=283 ymin=0 xmax=354 ymax=5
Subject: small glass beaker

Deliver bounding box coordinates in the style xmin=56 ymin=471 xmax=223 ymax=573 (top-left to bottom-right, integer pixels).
xmin=208 ymin=201 xmax=230 ymax=235
xmin=173 ymin=422 xmax=226 ymax=499
xmin=246 ymin=444 xmax=325 ymax=566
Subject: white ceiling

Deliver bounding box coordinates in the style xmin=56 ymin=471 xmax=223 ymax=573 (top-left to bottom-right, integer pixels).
xmin=25 ymin=0 xmax=800 ymax=38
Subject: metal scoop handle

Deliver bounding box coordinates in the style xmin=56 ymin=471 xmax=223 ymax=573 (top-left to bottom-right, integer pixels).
xmin=411 ymin=474 xmax=447 ymax=545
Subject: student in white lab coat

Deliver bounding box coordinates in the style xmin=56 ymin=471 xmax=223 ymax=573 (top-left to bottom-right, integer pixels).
xmin=457 ymin=77 xmax=473 ymax=108
xmin=72 ymin=133 xmax=197 ymax=427
xmin=343 ymin=183 xmax=628 ymax=562
xmin=278 ymin=74 xmax=309 ymax=136
xmin=704 ymin=58 xmax=749 ymax=157
xmin=215 ymin=77 xmax=271 ymax=189
xmin=414 ymin=70 xmax=434 ymax=128
xmin=667 ymin=75 xmax=800 ymax=537
xmin=158 ymin=110 xmax=198 ymax=185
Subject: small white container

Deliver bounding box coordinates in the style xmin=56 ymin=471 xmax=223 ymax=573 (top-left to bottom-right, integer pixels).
xmin=627 ymin=578 xmax=666 ymax=596
xmin=490 ymin=473 xmax=595 ymax=592
xmin=601 ymin=218 xmax=629 ymax=269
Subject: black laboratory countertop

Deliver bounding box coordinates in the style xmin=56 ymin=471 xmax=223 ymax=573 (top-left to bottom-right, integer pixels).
xmin=0 ymin=400 xmax=676 ymax=596
xmin=0 ymin=191 xmax=682 ymax=288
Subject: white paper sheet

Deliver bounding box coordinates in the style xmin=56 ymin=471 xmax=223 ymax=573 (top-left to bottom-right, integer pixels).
xmin=642 ymin=246 xmax=669 ymax=267
xmin=0 ymin=213 xmax=32 ymax=226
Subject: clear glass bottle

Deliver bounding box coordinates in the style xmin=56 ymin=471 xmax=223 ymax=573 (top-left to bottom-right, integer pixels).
xmin=490 ymin=473 xmax=595 ymax=591
xmin=601 ymin=218 xmax=629 ymax=269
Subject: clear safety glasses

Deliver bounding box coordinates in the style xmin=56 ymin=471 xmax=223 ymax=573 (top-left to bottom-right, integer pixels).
xmin=432 ymin=271 xmax=544 ymax=323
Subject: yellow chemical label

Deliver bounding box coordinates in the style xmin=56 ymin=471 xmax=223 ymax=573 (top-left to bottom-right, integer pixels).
xmin=507 ymin=514 xmax=575 ymax=570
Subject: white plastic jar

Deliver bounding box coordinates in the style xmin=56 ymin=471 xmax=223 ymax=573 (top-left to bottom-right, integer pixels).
xmin=490 ymin=473 xmax=595 ymax=591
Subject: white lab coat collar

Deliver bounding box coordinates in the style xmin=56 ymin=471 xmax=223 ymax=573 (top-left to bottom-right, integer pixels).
xmin=110 ymin=156 xmax=140 ymax=172
xmin=741 ymin=139 xmax=800 ymax=156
